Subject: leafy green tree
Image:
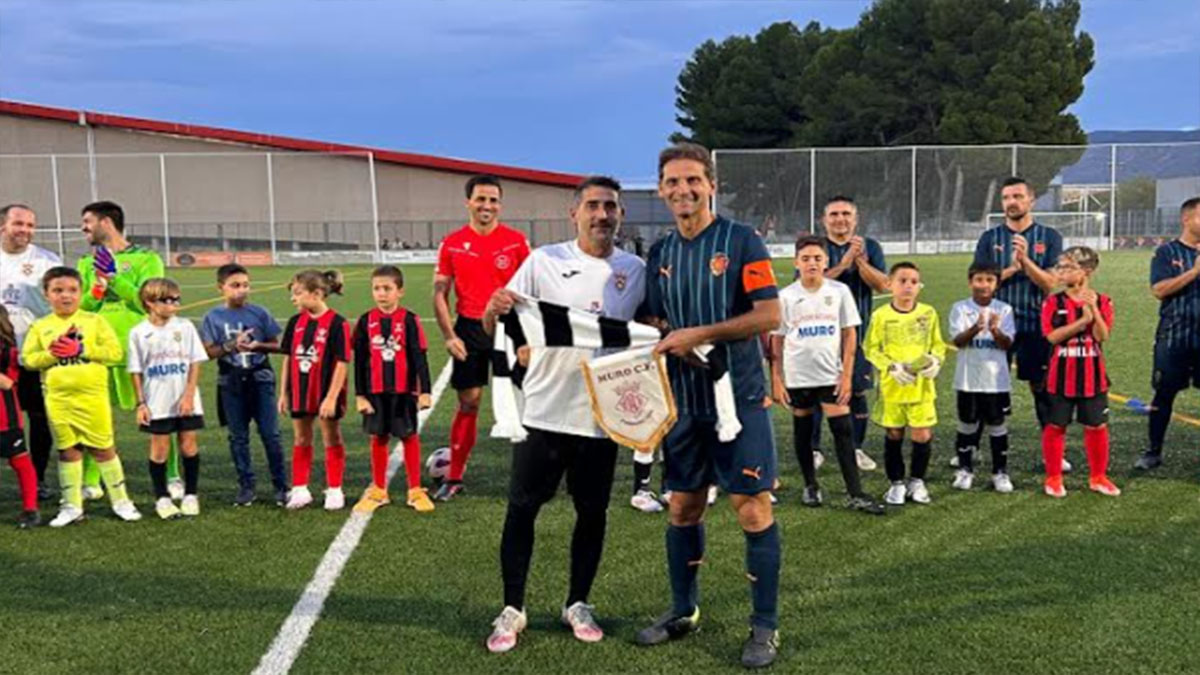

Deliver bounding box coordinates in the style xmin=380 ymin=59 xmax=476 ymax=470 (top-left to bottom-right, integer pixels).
xmin=676 ymin=0 xmax=1095 ymax=235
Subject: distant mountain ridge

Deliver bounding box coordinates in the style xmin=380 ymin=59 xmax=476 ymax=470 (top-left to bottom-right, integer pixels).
xmin=1087 ymin=130 xmax=1200 ymax=144
xmin=1051 ymin=130 xmax=1200 ymax=183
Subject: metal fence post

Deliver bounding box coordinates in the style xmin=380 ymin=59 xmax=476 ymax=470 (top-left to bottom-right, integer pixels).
xmin=85 ymin=123 xmax=98 ymax=201
xmin=50 ymin=155 xmax=65 ymax=258
xmin=1011 ymin=144 xmax=1019 ymax=176
xmin=266 ymin=153 xmax=277 ymax=263
xmin=368 ymin=151 xmax=381 ymax=262
xmin=711 ymin=150 xmax=719 ymax=216
xmin=159 ymin=153 xmax=171 ymax=263
xmin=1109 ymin=144 xmax=1118 ymax=251
xmin=809 ymin=149 xmax=817 ymax=234
xmin=910 ymin=146 xmax=918 ymax=254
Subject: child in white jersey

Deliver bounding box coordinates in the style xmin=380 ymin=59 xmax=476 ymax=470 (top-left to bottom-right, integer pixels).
xmin=127 ymin=278 xmax=208 ymax=519
xmin=948 ymin=262 xmax=1016 ymax=492
xmin=770 ymin=236 xmax=884 ymax=515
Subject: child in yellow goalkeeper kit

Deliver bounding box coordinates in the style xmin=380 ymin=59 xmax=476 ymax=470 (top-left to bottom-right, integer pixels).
xmin=865 ymin=262 xmax=947 ymax=507
xmin=23 ymin=266 xmax=142 ymax=527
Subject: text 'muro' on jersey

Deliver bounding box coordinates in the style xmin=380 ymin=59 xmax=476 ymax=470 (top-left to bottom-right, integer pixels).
xmin=774 ymin=279 xmax=861 ymax=389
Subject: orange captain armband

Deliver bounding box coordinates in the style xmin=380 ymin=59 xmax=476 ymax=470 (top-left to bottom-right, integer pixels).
xmin=742 ymin=259 xmax=776 ymax=293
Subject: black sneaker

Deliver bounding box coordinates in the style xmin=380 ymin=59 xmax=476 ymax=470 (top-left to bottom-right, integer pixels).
xmin=800 ymin=484 xmax=823 ymax=508
xmin=17 ymin=510 xmax=41 ymax=529
xmin=1134 ymin=451 xmax=1163 ymax=471
xmin=741 ymin=625 xmax=779 ymax=668
xmin=234 ymin=486 xmax=256 ymax=507
xmin=36 ymin=482 xmax=54 ymax=501
xmin=433 ymin=481 xmax=465 ymax=502
xmin=846 ymin=494 xmax=886 ymax=516
xmin=274 ymin=488 xmax=288 ymax=507
xmin=635 ymin=607 xmax=700 ymax=646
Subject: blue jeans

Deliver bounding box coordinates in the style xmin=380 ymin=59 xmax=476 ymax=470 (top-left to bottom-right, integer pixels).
xmin=219 ymin=373 xmax=287 ymax=491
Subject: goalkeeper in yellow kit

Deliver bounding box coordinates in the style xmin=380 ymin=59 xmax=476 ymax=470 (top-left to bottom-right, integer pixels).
xmin=23 ymin=266 xmax=142 ymax=527
xmin=865 ymin=262 xmax=947 ymax=507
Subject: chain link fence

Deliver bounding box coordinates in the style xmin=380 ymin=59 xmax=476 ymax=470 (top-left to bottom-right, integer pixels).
xmin=714 ymin=143 xmax=1200 ymax=254
xmin=0 ymin=151 xmax=579 ymax=266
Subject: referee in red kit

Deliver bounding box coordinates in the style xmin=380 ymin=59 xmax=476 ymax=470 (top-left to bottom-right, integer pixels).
xmin=432 ymin=174 xmax=530 ymax=501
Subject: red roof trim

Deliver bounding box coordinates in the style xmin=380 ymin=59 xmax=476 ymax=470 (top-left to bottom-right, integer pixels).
xmin=0 ymin=99 xmax=584 ymax=188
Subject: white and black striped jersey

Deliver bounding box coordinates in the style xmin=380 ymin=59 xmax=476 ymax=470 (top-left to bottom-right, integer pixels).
xmin=0 ymin=244 xmax=61 ymax=349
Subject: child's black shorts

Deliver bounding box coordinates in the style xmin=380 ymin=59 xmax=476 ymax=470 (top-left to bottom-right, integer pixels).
xmin=0 ymin=428 xmax=26 ymax=458
xmin=361 ymin=393 xmax=419 ymax=439
xmin=1046 ymin=392 xmax=1108 ymax=427
xmin=955 ymin=391 xmax=1011 ymax=427
xmin=140 ymin=415 xmax=206 ymax=435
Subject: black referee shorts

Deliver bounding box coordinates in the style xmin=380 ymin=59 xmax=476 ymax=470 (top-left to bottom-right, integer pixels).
xmin=450 ymin=316 xmax=494 ymax=391
xmin=1151 ymin=341 xmax=1200 ymax=393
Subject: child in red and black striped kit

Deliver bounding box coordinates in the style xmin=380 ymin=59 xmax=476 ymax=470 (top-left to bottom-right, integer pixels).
xmin=278 ymin=269 xmax=352 ymax=511
xmin=1040 ymin=246 xmax=1120 ymax=498
xmin=352 ymin=265 xmax=434 ymax=514
xmin=0 ymin=306 xmax=39 ymax=528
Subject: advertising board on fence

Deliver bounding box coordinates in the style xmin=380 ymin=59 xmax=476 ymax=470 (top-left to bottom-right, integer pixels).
xmin=171 ymin=251 xmax=275 ymax=267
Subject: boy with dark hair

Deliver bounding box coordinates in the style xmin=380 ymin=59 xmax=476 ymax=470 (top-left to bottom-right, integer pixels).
xmin=771 ymin=235 xmax=883 ymax=514
xmin=25 ymin=266 xmax=141 ymax=526
xmin=1040 ymin=247 xmax=1119 ymax=498
xmin=865 ymin=262 xmax=947 ymax=506
xmin=949 ymin=262 xmax=1016 ymax=492
xmin=200 ymin=264 xmax=288 ymax=507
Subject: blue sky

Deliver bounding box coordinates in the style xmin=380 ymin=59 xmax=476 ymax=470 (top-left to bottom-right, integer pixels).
xmin=0 ymin=0 xmax=1196 ymax=182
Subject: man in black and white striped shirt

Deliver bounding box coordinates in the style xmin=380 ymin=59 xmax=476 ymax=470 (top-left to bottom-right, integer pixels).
xmin=480 ymin=176 xmax=646 ymax=654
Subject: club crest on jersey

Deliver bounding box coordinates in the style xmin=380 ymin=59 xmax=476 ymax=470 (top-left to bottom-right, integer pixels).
xmin=371 ymin=334 xmax=399 ymax=361
xmin=315 ymin=328 xmax=328 ymax=344
xmin=1034 ymin=242 xmax=1046 ymax=255
xmin=121 ymin=262 xmax=132 ymax=273
xmin=709 ymin=253 xmax=729 ymax=277
xmin=495 ymin=254 xmax=511 ymax=270
xmin=463 ymin=242 xmax=471 ymax=251
xmin=613 ymin=273 xmax=627 ymax=292
xmin=296 ymin=346 xmax=317 ymax=373
xmin=173 ymin=331 xmax=182 ymax=342
xmin=21 ymin=263 xmax=33 ymax=276
xmin=824 ymin=295 xmax=833 ymax=306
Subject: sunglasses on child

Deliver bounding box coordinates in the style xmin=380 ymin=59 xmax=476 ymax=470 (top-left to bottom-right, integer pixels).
xmin=153 ymin=296 xmax=182 ymax=305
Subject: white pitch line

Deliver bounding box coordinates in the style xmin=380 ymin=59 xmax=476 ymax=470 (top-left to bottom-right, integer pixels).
xmin=252 ymin=363 xmax=453 ymax=675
